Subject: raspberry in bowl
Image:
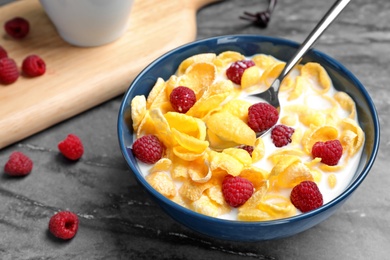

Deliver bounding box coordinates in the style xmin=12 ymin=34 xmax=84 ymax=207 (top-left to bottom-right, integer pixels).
xmin=117 ymin=35 xmax=380 ymax=241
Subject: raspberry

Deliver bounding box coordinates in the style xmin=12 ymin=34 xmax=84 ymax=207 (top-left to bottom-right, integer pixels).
xmin=58 ymin=134 xmax=84 ymax=160
xmin=0 ymin=45 xmax=7 ymax=59
xmin=238 ymin=145 xmax=254 ymax=156
xmin=48 ymin=211 xmax=79 ymax=240
xmin=0 ymin=57 xmax=19 ymax=84
xmin=226 ymin=60 xmax=255 ymax=85
xmin=247 ymin=102 xmax=279 ymax=133
xmin=312 ymin=139 xmax=343 ymax=166
xmin=132 ymin=134 xmax=164 ymax=164
xmin=169 ymin=86 xmax=196 ymax=113
xmin=271 ymin=124 xmax=295 ymax=147
xmin=4 ymin=151 xmax=33 ymax=176
xmin=222 ymin=175 xmax=254 ymax=207
xmin=4 ymin=17 xmax=30 ymax=39
xmin=290 ymin=181 xmax=323 ymax=213
xmin=22 ymin=55 xmax=46 ymax=77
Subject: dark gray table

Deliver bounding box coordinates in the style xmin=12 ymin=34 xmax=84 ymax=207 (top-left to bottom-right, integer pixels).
xmin=1 ymin=0 xmax=388 ymax=259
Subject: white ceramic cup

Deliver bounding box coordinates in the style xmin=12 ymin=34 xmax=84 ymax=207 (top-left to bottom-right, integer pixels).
xmin=39 ymin=0 xmax=134 ymax=47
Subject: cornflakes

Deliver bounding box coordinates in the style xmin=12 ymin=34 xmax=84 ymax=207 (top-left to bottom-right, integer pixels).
xmin=146 ymin=171 xmax=176 ymax=198
xmin=257 ymin=194 xmax=296 ymax=218
xmin=215 ymin=51 xmax=245 ymax=68
xmin=149 ymin=108 xmax=173 ymax=147
xmin=328 ymin=173 xmax=337 ymax=189
xmin=340 ymin=118 xmax=364 ymax=157
xmin=208 ymin=150 xmax=243 ymax=177
xmin=334 ymin=91 xmax=357 ymax=119
xmin=131 ymin=95 xmax=147 ymax=131
xmin=300 ymin=62 xmax=331 ymax=93
xmin=207 ymin=112 xmax=256 ymax=146
xmin=173 ymin=146 xmax=206 ymax=161
xmin=302 ymin=125 xmax=339 ymax=154
xmin=220 ymin=99 xmax=252 ymax=121
xmin=179 ymin=179 xmax=213 ymax=201
xmin=164 ymin=112 xmax=206 ymax=140
xmin=252 ymin=138 xmax=266 ymax=163
xmin=241 ymin=66 xmax=261 ymax=89
xmin=222 ymin=148 xmax=252 ymax=166
xmin=260 ymin=62 xmax=285 ymax=87
xmin=150 ymin=158 xmax=172 ymax=173
xmin=183 ymin=62 xmax=217 ymax=98
xmin=190 ymin=194 xmax=222 ymax=217
xmin=188 ymin=157 xmax=212 ymax=183
xmin=129 ymin=50 xmax=365 ymax=222
xmin=147 ymin=78 xmax=166 ymax=108
xmin=177 ymin=53 xmax=217 ymax=75
xmin=136 ymin=111 xmax=156 ymax=137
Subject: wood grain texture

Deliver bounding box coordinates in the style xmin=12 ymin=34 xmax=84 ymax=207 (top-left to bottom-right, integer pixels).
xmin=0 ymin=0 xmax=220 ymax=149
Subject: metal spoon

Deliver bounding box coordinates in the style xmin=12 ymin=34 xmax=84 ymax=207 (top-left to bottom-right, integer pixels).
xmin=253 ymin=0 xmax=351 ymax=136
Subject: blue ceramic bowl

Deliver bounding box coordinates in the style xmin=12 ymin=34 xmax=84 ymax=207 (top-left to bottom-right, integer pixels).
xmin=117 ymin=35 xmax=380 ymax=241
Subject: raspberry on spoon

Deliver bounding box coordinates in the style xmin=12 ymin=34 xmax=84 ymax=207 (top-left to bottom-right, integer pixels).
xmin=247 ymin=102 xmax=279 ymax=133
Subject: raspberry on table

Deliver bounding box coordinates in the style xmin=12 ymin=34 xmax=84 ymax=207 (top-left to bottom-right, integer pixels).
xmin=247 ymin=102 xmax=279 ymax=133
xmin=58 ymin=134 xmax=84 ymax=160
xmin=48 ymin=211 xmax=79 ymax=240
xmin=4 ymin=151 xmax=33 ymax=176
xmin=226 ymin=60 xmax=255 ymax=85
xmin=169 ymin=86 xmax=197 ymax=113
xmin=0 ymin=45 xmax=7 ymax=59
xmin=238 ymin=145 xmax=254 ymax=157
xmin=0 ymin=57 xmax=19 ymax=85
xmin=312 ymin=139 xmax=343 ymax=166
xmin=222 ymin=175 xmax=254 ymax=207
xmin=132 ymin=134 xmax=164 ymax=164
xmin=4 ymin=17 xmax=30 ymax=39
xmin=22 ymin=54 xmax=46 ymax=77
xmin=290 ymin=181 xmax=323 ymax=213
xmin=271 ymin=124 xmax=295 ymax=147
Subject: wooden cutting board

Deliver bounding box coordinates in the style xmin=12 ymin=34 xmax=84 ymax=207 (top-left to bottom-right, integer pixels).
xmin=0 ymin=0 xmax=221 ymax=149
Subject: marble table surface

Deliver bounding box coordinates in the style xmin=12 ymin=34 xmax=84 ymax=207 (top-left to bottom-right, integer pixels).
xmin=0 ymin=0 xmax=388 ymax=259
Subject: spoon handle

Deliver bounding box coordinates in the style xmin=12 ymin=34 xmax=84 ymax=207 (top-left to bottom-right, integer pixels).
xmin=279 ymin=0 xmax=351 ymax=79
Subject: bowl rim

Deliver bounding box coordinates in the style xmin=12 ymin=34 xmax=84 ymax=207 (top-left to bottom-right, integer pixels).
xmin=117 ymin=34 xmax=380 ymax=226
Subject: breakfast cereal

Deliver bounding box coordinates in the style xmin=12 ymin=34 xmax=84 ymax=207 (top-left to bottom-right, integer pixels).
xmin=128 ymin=51 xmax=364 ymax=221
